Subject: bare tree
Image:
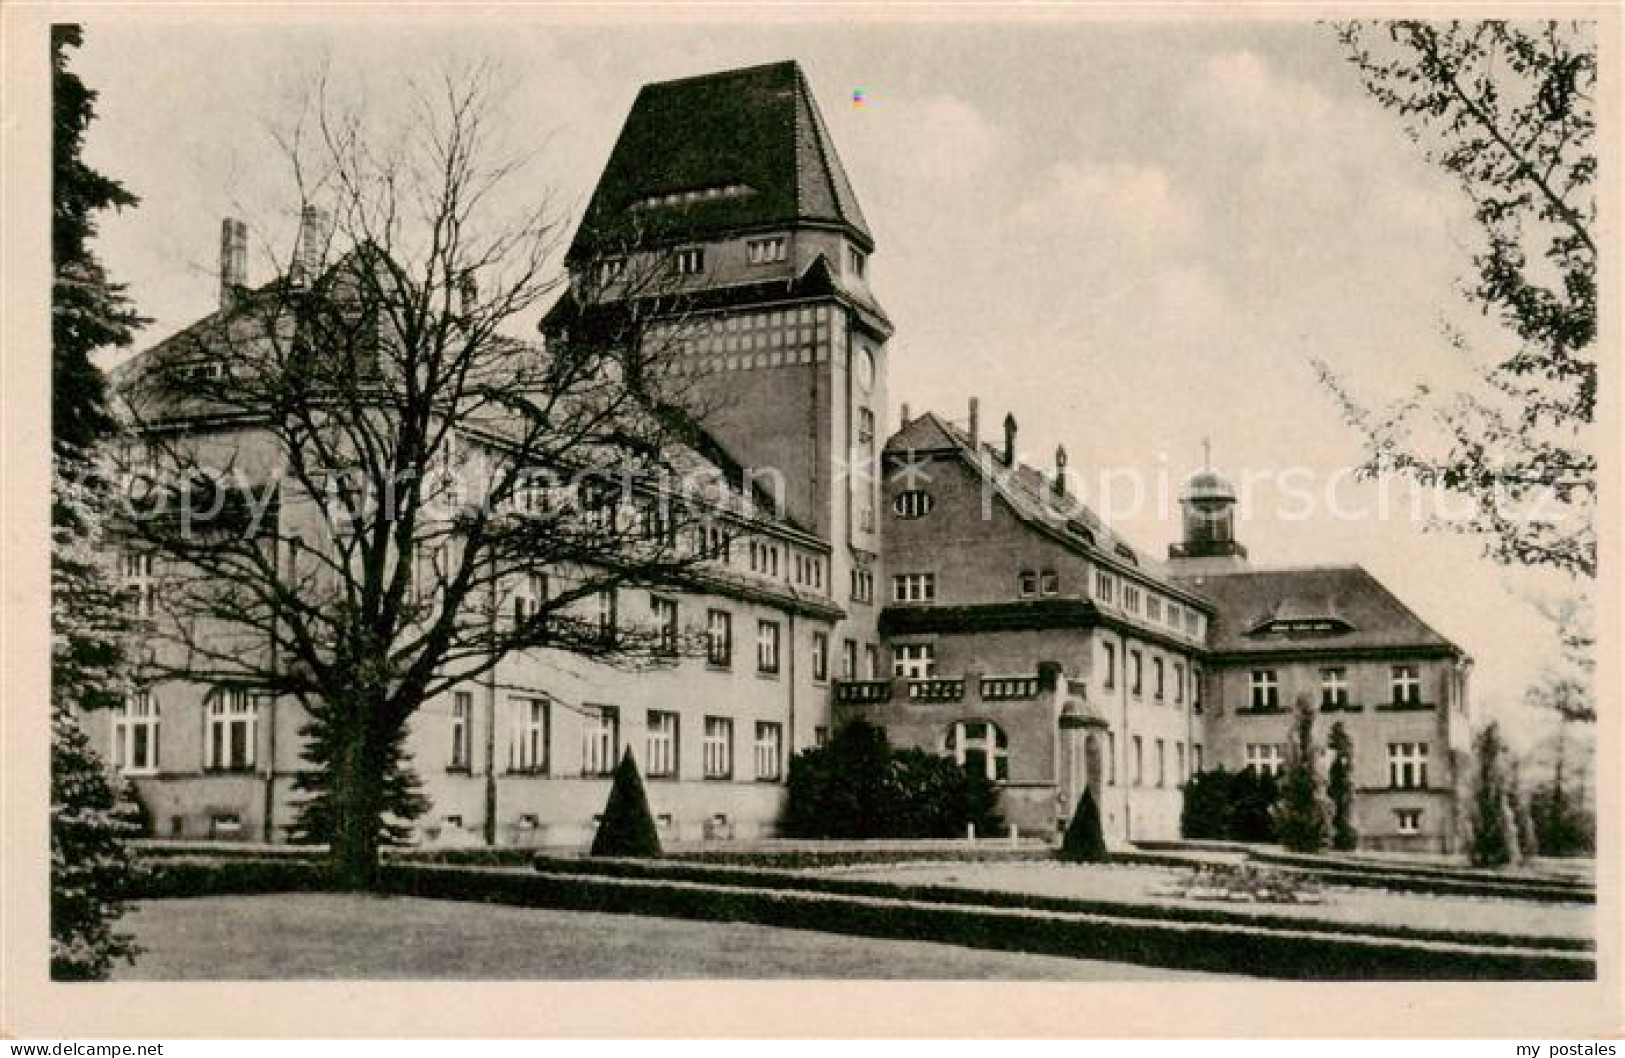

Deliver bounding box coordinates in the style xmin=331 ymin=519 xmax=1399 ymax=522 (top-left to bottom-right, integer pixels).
xmin=1321 ymin=21 xmax=1596 ymax=580
xmin=114 ymin=66 xmax=755 ymax=888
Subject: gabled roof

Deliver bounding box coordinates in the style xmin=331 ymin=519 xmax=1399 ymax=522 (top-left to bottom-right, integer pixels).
xmin=885 ymin=410 xmax=1207 ymax=607
xmin=565 ymin=60 xmax=874 ymax=263
xmin=1177 ymin=566 xmax=1462 ymax=657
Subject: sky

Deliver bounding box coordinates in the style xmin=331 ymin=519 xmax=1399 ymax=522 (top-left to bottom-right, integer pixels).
xmin=72 ymin=13 xmax=1592 ymax=756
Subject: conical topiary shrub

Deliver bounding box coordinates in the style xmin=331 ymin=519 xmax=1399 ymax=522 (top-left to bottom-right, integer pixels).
xmin=590 ymin=748 xmax=662 ymax=858
xmin=1059 ymin=788 xmax=1109 ymax=863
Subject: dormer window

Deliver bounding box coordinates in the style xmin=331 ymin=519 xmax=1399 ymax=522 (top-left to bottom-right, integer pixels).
xmin=847 ymin=246 xmax=867 ymax=279
xmin=747 ymin=236 xmax=786 ymax=264
xmin=595 ymin=257 xmax=626 ymax=285
xmin=669 ymin=247 xmax=705 ymax=276
xmin=893 ymin=490 xmax=934 ymax=518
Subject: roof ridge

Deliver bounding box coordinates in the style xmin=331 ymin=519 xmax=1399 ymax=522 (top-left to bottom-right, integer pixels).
xmin=642 ymin=59 xmax=800 ymax=92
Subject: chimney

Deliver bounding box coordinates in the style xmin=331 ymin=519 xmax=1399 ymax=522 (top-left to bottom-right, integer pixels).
xmin=219 ymin=218 xmax=248 ymax=309
xmin=899 ymin=402 xmax=911 ymax=426
xmin=1054 ymin=445 xmax=1068 ymax=496
xmin=968 ymin=397 xmax=980 ymax=453
xmin=1002 ymin=412 xmax=1017 ymax=465
xmin=292 ymin=205 xmax=328 ymax=286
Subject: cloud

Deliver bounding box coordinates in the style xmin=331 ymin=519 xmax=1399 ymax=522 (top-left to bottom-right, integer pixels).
xmin=1013 ymin=160 xmax=1201 ymax=251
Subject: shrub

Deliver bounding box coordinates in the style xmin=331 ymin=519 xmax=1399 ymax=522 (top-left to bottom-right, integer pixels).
xmin=1275 ymin=698 xmax=1328 ymax=853
xmin=1180 ymin=768 xmax=1236 ymax=840
xmin=1059 ymin=789 xmax=1108 ymax=862
xmin=1231 ymin=767 xmax=1280 ymax=843
xmin=1467 ymin=723 xmax=1516 ymax=867
xmin=590 ymin=748 xmax=662 ymax=858
xmin=782 ymin=719 xmax=1001 ymax=839
xmin=1327 ymin=723 xmax=1358 ymax=851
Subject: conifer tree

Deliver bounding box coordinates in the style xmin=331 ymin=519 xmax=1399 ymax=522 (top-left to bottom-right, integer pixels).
xmin=1059 ymin=788 xmax=1108 ymax=863
xmin=590 ymin=748 xmax=662 ymax=858
xmin=1467 ymin=722 xmax=1516 ymax=867
xmin=1327 ymin=722 xmax=1358 ymax=852
xmin=1275 ymin=697 xmax=1328 ymax=853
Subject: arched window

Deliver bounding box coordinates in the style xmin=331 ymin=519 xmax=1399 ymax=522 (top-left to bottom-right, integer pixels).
xmin=893 ymin=490 xmax=934 ymax=518
xmin=943 ymin=720 xmax=1009 ymax=781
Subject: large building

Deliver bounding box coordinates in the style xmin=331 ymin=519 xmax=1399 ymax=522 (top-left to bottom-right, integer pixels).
xmin=96 ymin=59 xmax=1470 ymax=853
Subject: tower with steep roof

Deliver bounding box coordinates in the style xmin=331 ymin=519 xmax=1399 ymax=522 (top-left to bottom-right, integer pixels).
xmin=545 ymin=59 xmax=892 ymax=683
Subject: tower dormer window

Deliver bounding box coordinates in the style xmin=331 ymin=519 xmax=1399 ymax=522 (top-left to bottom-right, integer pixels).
xmin=747 ymin=236 xmax=786 ymax=264
xmin=847 ymin=246 xmax=867 ymax=279
xmin=670 ymin=247 xmax=705 ymax=276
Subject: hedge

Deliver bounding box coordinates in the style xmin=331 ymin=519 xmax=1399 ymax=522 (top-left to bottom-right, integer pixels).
xmin=384 ymin=862 xmax=1594 ymax=981
xmin=527 ymin=855 xmax=1592 ymax=954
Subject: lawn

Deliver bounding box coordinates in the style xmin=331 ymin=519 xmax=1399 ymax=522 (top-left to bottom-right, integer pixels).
xmin=827 ymin=861 xmax=1594 ymax=941
xmin=114 ymin=893 xmax=1240 ymax=980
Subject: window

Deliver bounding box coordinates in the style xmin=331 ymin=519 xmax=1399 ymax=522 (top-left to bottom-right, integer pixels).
xmin=1156 ymin=739 xmax=1166 ymax=786
xmin=811 ymin=632 xmax=829 ymax=682
xmin=892 ymin=573 xmax=936 ymax=602
xmin=1102 ymin=642 xmax=1116 ymax=689
xmin=583 ymin=706 xmax=619 ymax=776
xmin=1107 ymin=731 xmax=1117 ymax=785
xmin=595 ymin=256 xmax=626 ymax=285
xmin=1245 ymin=743 xmax=1285 ymax=777
xmin=413 ymin=543 xmax=447 ymax=604
xmin=757 ymin=620 xmax=781 ymax=674
xmin=1174 ymin=662 xmax=1186 ymax=704
xmin=1187 ymin=611 xmax=1200 ymax=637
xmin=1130 ymin=650 xmax=1143 ymax=696
xmin=706 ymin=609 xmax=732 ymax=667
xmin=1388 ymin=742 xmax=1430 ymax=790
xmin=944 ymin=721 xmax=1008 ymax=781
xmin=1123 ymin=585 xmax=1142 ymax=613
xmin=669 ymin=247 xmax=705 ymax=276
xmin=1018 ymin=570 xmax=1038 ymax=597
xmin=646 ymin=711 xmax=679 ymax=778
xmin=206 ymin=687 xmax=256 ymax=772
xmin=1395 ymin=808 xmax=1423 ymax=835
xmin=893 ymin=643 xmax=936 ymax=679
xmin=450 ymin=691 xmax=472 ymax=770
xmin=850 ymin=569 xmax=873 ymax=603
xmin=1040 ymin=570 xmax=1060 ymax=595
xmin=113 ymin=691 xmax=160 ymax=775
xmin=122 ymin=552 xmax=156 ymax=617
xmin=1132 ymin=736 xmax=1144 ymax=785
xmin=893 ymin=490 xmax=934 ymax=518
xmin=747 ymin=236 xmax=786 ymax=264
xmin=848 ymin=245 xmax=867 ymax=278
xmin=842 ymin=639 xmax=858 ymax=680
xmin=856 ymin=346 xmax=876 ymax=390
xmin=1391 ymin=665 xmax=1422 ymax=705
xmin=509 ymin=697 xmax=549 ymax=774
xmin=703 ymin=717 xmax=734 ymax=779
xmin=1250 ymin=670 xmax=1280 ymax=710
xmin=651 ymin=595 xmax=678 ymax=655
xmin=1095 ymin=570 xmax=1115 ymax=604
xmin=857 ymin=407 xmax=875 ymax=447
xmin=1153 ymin=658 xmax=1165 ymax=700
xmin=864 ymin=644 xmax=880 ymax=679
xmin=1321 ymin=667 xmax=1349 ymax=708
xmin=1168 ymin=602 xmax=1182 ymax=629
xmin=596 ymin=589 xmax=617 ymax=644
xmin=1192 ymin=744 xmax=1204 ymax=774
xmin=1176 ymin=741 xmax=1186 ymax=783
xmin=755 ymin=722 xmax=783 ymax=781
xmin=513 ymin=572 xmax=547 ymax=626
xmin=1147 ymin=596 xmax=1162 ymax=623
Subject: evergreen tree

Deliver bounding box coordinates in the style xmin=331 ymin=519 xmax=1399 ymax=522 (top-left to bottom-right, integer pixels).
xmin=50 ymin=24 xmax=146 ymax=980
xmin=1059 ymin=788 xmax=1108 ymax=863
xmin=1275 ymin=697 xmax=1328 ymax=853
xmin=590 ymin=748 xmax=662 ymax=858
xmin=1179 ymin=767 xmax=1235 ymax=840
xmin=51 ymin=702 xmax=142 ymax=979
xmin=1467 ymin=722 xmax=1516 ymax=867
xmin=1327 ymin=722 xmax=1358 ymax=851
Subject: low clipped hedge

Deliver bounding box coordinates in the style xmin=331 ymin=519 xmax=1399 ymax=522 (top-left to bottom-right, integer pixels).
xmin=384 ymin=862 xmax=1594 ymax=981
xmin=134 ymin=856 xmax=334 ymax=898
xmin=529 ymin=855 xmax=1592 ymax=954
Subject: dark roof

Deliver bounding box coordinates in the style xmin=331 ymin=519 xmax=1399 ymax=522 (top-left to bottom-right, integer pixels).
xmin=1176 ymin=566 xmax=1462 ymax=657
xmin=565 ymin=60 xmax=873 ymax=263
xmin=885 ymin=410 xmax=1207 ymax=607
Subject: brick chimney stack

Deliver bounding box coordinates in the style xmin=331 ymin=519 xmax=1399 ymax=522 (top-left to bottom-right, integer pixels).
xmin=968 ymin=397 xmax=980 ymax=454
xmin=219 ymin=218 xmax=248 ymax=309
xmin=1002 ymin=412 xmax=1017 ymax=465
xmin=1054 ymin=445 xmax=1068 ymax=496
